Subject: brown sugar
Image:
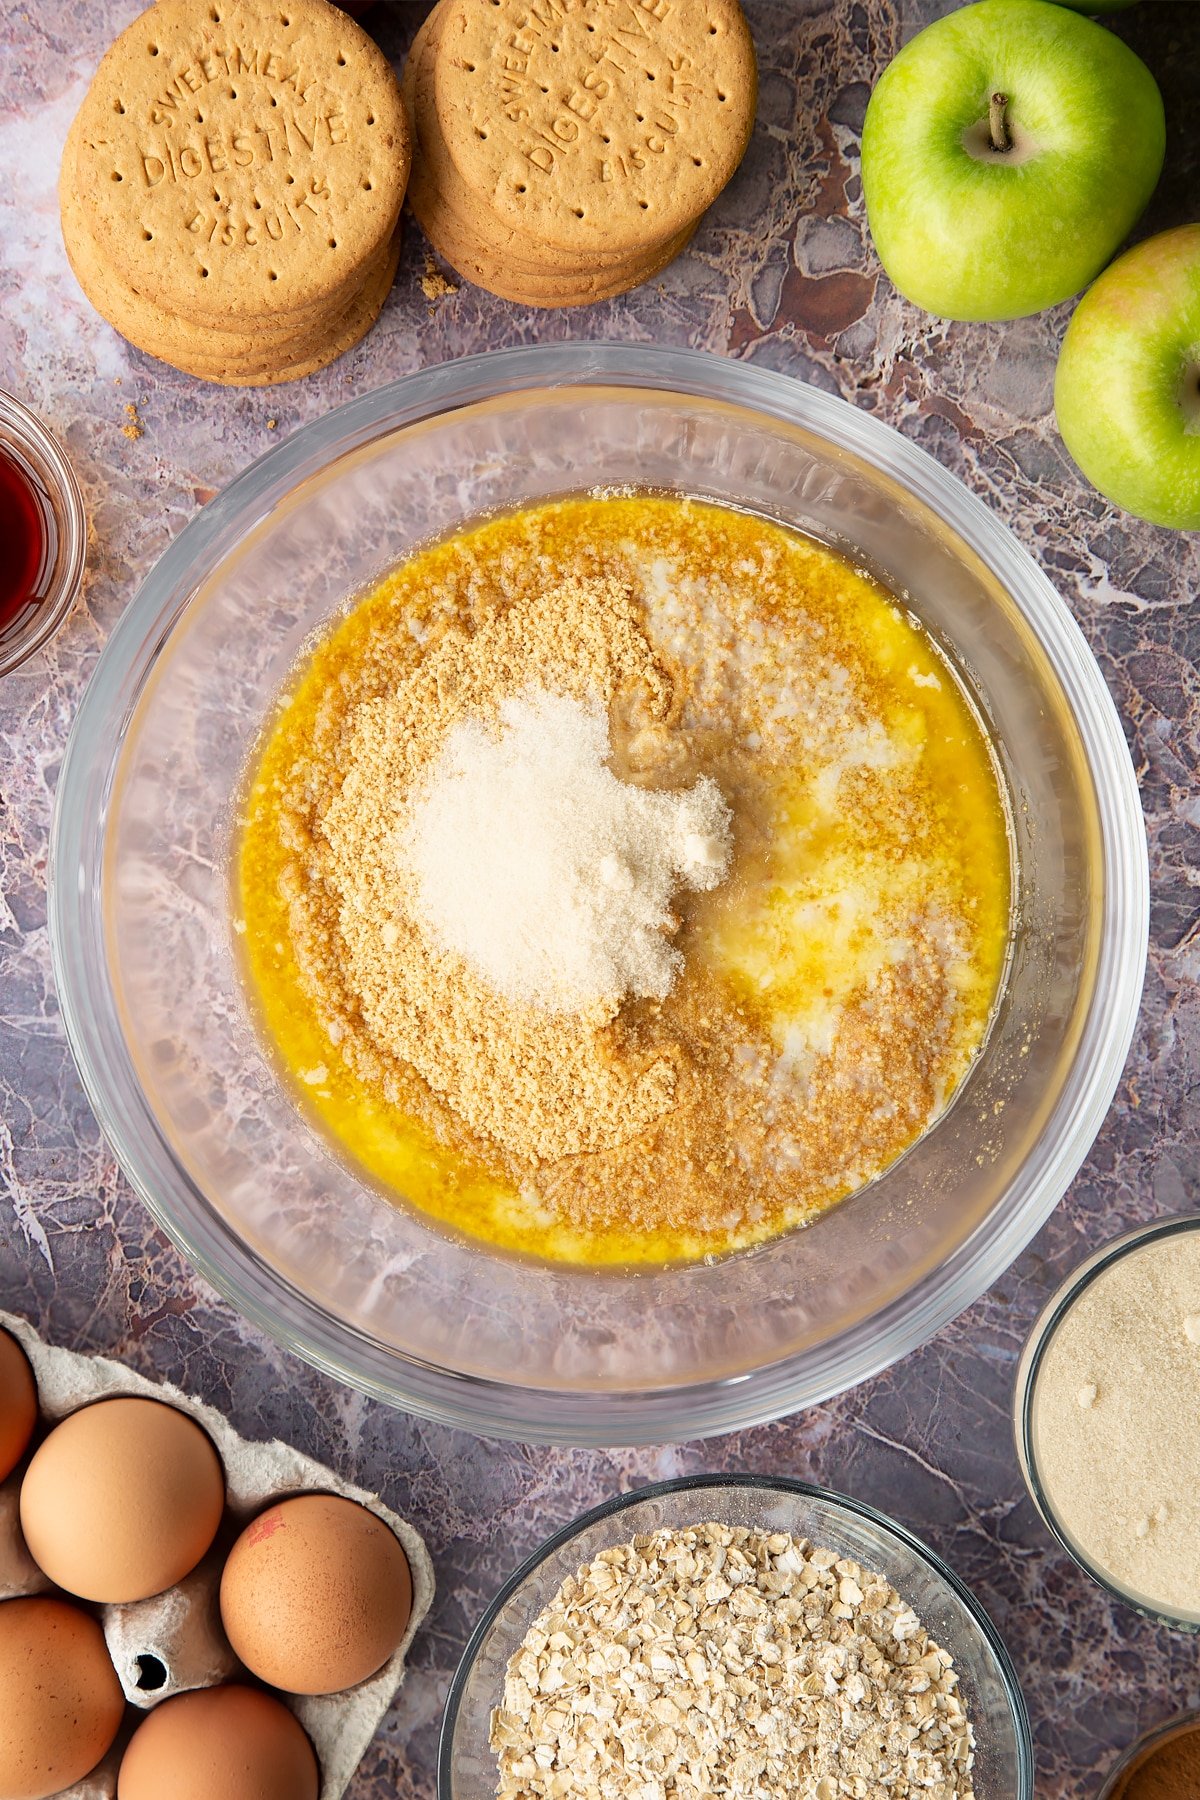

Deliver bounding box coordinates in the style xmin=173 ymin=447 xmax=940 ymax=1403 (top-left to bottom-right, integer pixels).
xmin=1111 ymin=1725 xmax=1200 ymax=1800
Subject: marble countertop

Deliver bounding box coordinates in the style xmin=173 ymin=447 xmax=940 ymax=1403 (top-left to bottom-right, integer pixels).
xmin=3 ymin=1 xmax=1200 ymax=1794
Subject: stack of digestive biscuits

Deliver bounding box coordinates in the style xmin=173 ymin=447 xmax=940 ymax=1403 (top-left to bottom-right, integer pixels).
xmin=59 ymin=0 xmax=409 ymax=385
xmin=403 ymin=0 xmax=756 ymax=308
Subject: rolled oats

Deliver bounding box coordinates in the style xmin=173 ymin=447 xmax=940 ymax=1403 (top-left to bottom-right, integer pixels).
xmin=490 ymin=1523 xmax=975 ymax=1800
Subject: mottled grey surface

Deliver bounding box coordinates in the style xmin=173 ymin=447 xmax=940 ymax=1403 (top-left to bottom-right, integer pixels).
xmin=2 ymin=1 xmax=1199 ymax=1794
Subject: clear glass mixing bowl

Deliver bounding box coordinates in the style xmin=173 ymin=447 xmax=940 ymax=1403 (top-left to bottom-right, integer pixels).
xmin=439 ymin=1476 xmax=1034 ymax=1800
xmin=49 ymin=344 xmax=1148 ymax=1445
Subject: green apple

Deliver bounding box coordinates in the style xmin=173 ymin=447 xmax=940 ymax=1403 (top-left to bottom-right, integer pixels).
xmin=861 ymin=0 xmax=1164 ymax=321
xmin=1055 ymin=226 xmax=1200 ymax=530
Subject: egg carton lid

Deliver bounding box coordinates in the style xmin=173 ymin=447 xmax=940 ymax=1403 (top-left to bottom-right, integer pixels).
xmin=0 ymin=1309 xmax=435 ymax=1800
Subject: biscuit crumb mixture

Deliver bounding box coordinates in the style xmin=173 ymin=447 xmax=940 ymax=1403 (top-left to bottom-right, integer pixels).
xmin=240 ymin=495 xmax=1011 ymax=1263
xmin=321 ymin=573 xmax=701 ymax=1162
xmin=490 ymin=1523 xmax=976 ymax=1800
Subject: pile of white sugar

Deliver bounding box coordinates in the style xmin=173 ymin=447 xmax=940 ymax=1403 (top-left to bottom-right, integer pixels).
xmin=1031 ymin=1227 xmax=1200 ymax=1613
xmin=401 ymin=688 xmax=732 ymax=1014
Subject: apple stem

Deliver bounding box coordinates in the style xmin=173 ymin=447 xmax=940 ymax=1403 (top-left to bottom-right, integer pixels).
xmin=989 ymin=91 xmax=1012 ymax=154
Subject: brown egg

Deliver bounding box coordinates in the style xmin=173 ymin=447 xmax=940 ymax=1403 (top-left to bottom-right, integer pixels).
xmin=0 ymin=1331 xmax=37 ymax=1483
xmin=117 ymin=1684 xmax=319 ymax=1800
xmin=220 ymin=1493 xmax=412 ymax=1694
xmin=20 ymin=1397 xmax=225 ymax=1603
xmin=0 ymin=1596 xmax=125 ymax=1800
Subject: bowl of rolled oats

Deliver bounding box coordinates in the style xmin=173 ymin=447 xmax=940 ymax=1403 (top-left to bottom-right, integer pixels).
xmin=440 ymin=1475 xmax=1033 ymax=1800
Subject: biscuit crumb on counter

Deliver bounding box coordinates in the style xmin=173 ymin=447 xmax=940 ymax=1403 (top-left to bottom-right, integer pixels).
xmin=121 ymin=401 xmax=143 ymax=441
xmin=420 ymin=257 xmax=458 ymax=302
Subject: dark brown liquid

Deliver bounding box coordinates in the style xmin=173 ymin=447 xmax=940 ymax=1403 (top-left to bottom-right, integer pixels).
xmin=0 ymin=449 xmax=51 ymax=640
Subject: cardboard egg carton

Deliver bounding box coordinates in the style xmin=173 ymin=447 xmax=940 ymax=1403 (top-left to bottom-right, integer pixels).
xmin=0 ymin=1310 xmax=434 ymax=1800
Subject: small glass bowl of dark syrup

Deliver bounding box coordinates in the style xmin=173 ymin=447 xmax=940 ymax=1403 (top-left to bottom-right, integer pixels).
xmin=0 ymin=391 xmax=86 ymax=676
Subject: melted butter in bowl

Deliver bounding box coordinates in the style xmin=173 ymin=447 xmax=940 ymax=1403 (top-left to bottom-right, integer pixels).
xmin=237 ymin=493 xmax=1011 ymax=1267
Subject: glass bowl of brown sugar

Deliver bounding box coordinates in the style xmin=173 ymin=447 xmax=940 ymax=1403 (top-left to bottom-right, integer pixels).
xmin=49 ymin=343 xmax=1148 ymax=1445
xmin=1098 ymin=1711 xmax=1200 ymax=1799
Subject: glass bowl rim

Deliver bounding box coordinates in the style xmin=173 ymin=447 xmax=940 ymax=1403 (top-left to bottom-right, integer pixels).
xmin=49 ymin=341 xmax=1149 ymax=1444
xmin=0 ymin=388 xmax=88 ymax=677
xmin=436 ymin=1471 xmax=1035 ymax=1800
xmin=1014 ymin=1211 xmax=1200 ymax=1631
